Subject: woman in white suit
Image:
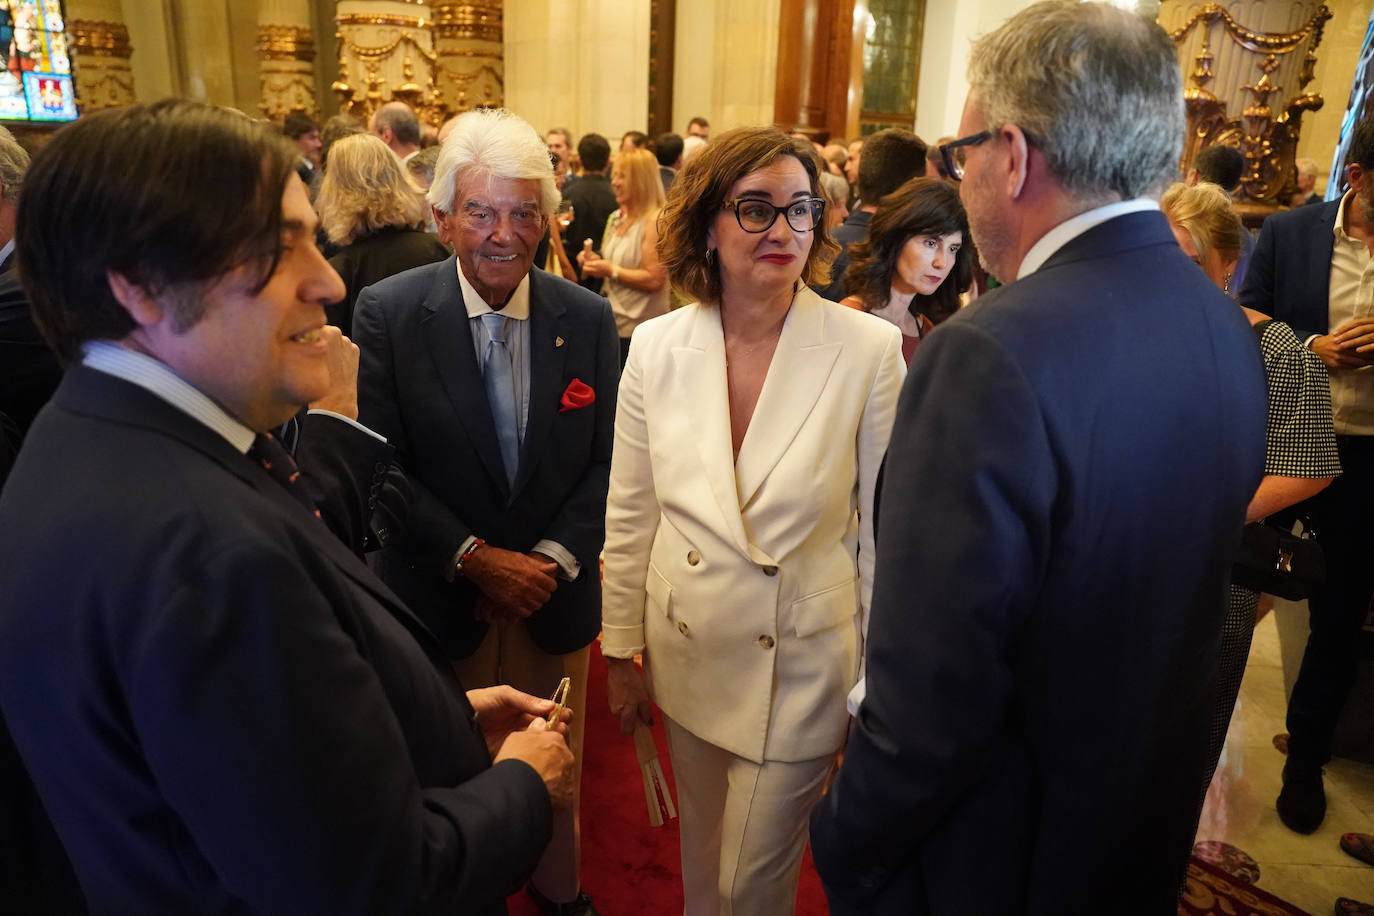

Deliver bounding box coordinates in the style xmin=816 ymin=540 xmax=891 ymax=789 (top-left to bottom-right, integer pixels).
xmin=601 ymin=127 xmax=905 ymax=915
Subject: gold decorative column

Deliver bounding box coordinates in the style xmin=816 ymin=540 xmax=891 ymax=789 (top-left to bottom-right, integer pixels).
xmin=431 ymin=1 xmax=502 ymax=115
xmin=1159 ymin=1 xmax=1332 ymax=207
xmin=259 ymin=0 xmax=318 ymax=120
xmin=66 ymin=0 xmax=135 ymax=110
xmin=333 ymin=1 xmax=441 ymax=125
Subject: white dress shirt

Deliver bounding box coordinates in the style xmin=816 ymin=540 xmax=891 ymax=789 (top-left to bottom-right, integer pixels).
xmin=1326 ymin=190 xmax=1374 ymax=435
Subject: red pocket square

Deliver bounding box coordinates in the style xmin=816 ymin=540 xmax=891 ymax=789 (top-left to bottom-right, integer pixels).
xmin=559 ymin=378 xmax=595 ymax=413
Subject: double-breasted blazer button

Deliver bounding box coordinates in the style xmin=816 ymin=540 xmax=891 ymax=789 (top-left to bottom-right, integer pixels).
xmin=758 ymin=634 xmax=775 ymax=649
xmin=761 ymin=565 xmax=778 ymax=576
xmin=686 ymin=550 xmax=701 ymax=566
xmin=678 ymin=620 xmax=690 ymax=636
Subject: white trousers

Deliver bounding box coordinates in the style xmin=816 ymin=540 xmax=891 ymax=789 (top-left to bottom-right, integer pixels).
xmin=456 ymin=619 xmax=590 ymax=903
xmin=664 ymin=715 xmax=835 ymax=916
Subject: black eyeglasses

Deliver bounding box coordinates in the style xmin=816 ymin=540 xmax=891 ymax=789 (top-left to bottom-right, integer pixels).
xmin=938 ymin=131 xmax=992 ymax=182
xmin=722 ymin=197 xmax=826 ymax=233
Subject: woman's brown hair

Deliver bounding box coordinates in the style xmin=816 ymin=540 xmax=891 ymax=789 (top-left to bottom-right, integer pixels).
xmin=657 ymin=126 xmax=839 ymax=304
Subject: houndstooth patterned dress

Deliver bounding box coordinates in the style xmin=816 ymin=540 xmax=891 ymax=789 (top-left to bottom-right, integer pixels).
xmin=1201 ymin=319 xmax=1342 ymax=798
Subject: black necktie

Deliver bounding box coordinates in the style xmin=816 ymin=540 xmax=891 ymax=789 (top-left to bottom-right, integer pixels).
xmin=248 ymin=432 xmax=321 ymax=519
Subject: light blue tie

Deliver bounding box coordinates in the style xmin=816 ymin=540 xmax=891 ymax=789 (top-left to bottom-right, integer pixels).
xmin=481 ymin=313 xmax=520 ymax=487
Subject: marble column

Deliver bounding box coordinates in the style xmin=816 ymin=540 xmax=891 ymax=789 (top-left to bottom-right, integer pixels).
xmin=332 ymin=0 xmax=438 ymax=124
xmin=66 ymin=0 xmax=136 ymax=110
xmin=505 ymin=0 xmax=651 ymax=140
xmin=258 ymin=0 xmax=318 ymax=119
xmin=430 ymin=1 xmax=502 ymax=115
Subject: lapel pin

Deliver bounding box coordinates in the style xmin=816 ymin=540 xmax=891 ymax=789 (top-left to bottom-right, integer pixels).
xmin=555 ymin=336 xmax=565 ymax=348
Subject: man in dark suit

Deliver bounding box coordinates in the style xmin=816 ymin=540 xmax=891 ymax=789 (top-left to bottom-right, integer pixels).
xmin=0 ymin=123 xmax=59 ymax=463
xmin=809 ymin=4 xmax=1268 ymax=914
xmin=1240 ymin=115 xmax=1374 ymax=836
xmin=354 ymin=108 xmax=617 ymax=916
xmin=283 ymin=110 xmax=322 ymax=198
xmin=560 ymin=132 xmax=618 ymax=294
xmin=0 ymin=99 xmax=574 ymax=915
xmin=816 ymin=128 xmax=927 ymax=301
xmin=653 ymin=131 xmax=682 ymax=193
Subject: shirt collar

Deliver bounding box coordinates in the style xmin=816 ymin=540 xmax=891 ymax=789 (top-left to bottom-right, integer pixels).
xmin=82 ymin=340 xmax=257 ymax=454
xmin=0 ymin=238 xmax=14 ymax=268
xmin=1017 ymin=198 xmax=1159 ymax=280
xmin=1335 ymin=189 xmax=1359 ymax=242
xmin=455 ymin=260 xmax=531 ymax=320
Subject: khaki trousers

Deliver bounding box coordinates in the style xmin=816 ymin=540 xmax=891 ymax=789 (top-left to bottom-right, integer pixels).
xmin=457 ymin=619 xmax=589 ymax=903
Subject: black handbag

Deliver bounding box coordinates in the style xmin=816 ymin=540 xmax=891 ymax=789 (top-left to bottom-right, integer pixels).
xmin=1231 ymin=518 xmax=1325 ymax=601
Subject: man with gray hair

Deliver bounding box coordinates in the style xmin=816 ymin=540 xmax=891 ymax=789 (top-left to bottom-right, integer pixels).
xmin=810 ymin=4 xmax=1267 ymax=913
xmin=370 ymin=100 xmax=422 ymax=162
xmin=354 ymin=108 xmax=617 ymax=916
xmin=1296 ymin=156 xmax=1322 ymax=205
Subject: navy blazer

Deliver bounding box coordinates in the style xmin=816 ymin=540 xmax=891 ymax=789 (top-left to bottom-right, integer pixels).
xmin=354 ymin=260 xmax=618 ymax=659
xmin=1239 ymin=198 xmax=1342 ymax=336
xmin=0 ymin=367 xmax=552 ymax=914
xmin=809 ymin=211 xmax=1268 ymax=915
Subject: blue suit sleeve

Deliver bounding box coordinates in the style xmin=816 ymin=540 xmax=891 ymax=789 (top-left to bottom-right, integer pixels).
xmin=809 ymin=320 xmax=1056 ymax=907
xmin=354 ymin=283 xmax=476 ymax=572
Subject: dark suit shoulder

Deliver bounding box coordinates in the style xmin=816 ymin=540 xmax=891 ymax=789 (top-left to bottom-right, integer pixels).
xmin=530 ymin=268 xmax=614 ymax=320
xmin=354 ymin=256 xmax=458 ymax=321
xmin=1262 ymin=197 xmax=1340 ymax=236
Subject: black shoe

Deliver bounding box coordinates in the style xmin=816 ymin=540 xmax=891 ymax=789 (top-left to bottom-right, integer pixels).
xmin=1276 ymin=763 xmax=1326 ymax=834
xmin=525 ymin=885 xmax=600 ymax=916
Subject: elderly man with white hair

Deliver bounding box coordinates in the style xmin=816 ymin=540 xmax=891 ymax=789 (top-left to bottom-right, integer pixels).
xmin=354 ymin=108 xmax=616 ymax=916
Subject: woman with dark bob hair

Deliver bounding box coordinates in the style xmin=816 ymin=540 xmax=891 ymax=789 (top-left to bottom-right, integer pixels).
xmin=600 ymin=127 xmax=905 ymax=914
xmin=842 ymin=176 xmax=972 ymax=363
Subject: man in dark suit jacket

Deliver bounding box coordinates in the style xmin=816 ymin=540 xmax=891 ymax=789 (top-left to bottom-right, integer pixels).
xmin=0 ymin=99 xmax=573 ymax=915
xmin=560 ymin=132 xmax=618 ymax=294
xmin=0 ymin=123 xmax=60 ymax=464
xmin=653 ymin=131 xmax=682 ymax=193
xmin=355 ymin=107 xmax=617 ymax=916
xmin=809 ymin=5 xmax=1268 ymax=914
xmin=816 ymin=128 xmax=927 ymax=301
xmin=1240 ymin=115 xmax=1374 ymax=836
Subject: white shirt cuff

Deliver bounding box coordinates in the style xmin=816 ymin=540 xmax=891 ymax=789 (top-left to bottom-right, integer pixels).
xmin=307 ymin=409 xmax=388 ymax=443
xmin=532 ymin=539 xmax=581 ymax=581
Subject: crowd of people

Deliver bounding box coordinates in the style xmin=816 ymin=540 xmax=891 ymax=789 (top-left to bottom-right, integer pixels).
xmin=1 ymin=1 xmax=1372 ymax=914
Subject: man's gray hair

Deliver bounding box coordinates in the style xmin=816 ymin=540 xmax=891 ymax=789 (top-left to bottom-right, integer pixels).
xmin=968 ymin=1 xmax=1183 ymax=202
xmin=0 ymin=125 xmax=29 ymax=201
xmin=428 ymin=108 xmax=560 ymax=217
xmin=374 ymin=101 xmax=421 ymax=147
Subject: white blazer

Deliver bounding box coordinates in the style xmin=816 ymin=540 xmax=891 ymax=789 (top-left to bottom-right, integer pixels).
xmin=602 ymin=287 xmax=905 ymax=763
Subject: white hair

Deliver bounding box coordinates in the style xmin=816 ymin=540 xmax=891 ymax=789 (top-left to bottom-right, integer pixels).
xmin=682 ymin=135 xmax=708 ymax=166
xmin=428 ymin=108 xmax=560 ymax=217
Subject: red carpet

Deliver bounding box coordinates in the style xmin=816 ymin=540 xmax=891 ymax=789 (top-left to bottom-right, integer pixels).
xmin=508 ymin=640 xmax=829 ymax=915
xmin=508 ymin=645 xmax=1309 ymax=915
xmin=1179 ymin=857 xmax=1312 ymax=916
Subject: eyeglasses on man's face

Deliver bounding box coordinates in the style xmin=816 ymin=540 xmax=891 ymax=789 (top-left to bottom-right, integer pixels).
xmin=722 ymin=197 xmax=826 ymax=233
xmin=938 ymin=130 xmax=992 ymax=182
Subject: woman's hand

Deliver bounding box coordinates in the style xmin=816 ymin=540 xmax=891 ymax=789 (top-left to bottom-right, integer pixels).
xmin=580 ymin=252 xmax=612 ymax=278
xmin=605 ymin=656 xmax=654 ymax=736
